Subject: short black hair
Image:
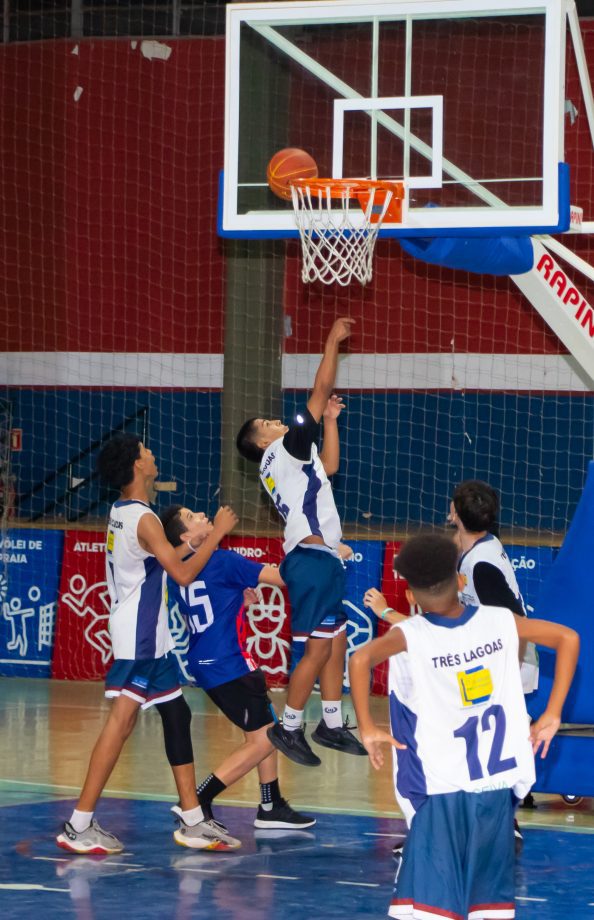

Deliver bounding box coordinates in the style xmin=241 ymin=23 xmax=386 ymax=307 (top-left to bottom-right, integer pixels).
xmin=97 ymin=433 xmax=142 ymax=490
xmin=393 ymin=534 xmax=459 ymax=593
xmin=160 ymin=504 xmax=186 ymax=547
xmin=236 ymin=418 xmax=264 ymax=463
xmin=452 ymin=479 xmax=499 ymax=533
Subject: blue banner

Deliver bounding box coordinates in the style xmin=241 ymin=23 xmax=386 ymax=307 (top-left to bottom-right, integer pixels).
xmin=502 ymin=544 xmax=556 ymax=617
xmin=0 ymin=529 xmax=64 ymax=677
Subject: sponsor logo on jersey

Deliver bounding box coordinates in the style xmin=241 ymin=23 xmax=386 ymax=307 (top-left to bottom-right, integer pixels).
xmin=457 ymin=665 xmax=493 ymax=706
xmin=264 ymin=475 xmax=276 ymax=495
xmin=107 ymin=531 xmax=115 ymax=553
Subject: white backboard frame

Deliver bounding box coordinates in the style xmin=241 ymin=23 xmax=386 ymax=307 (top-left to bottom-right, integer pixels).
xmin=221 ymin=0 xmax=568 ymax=238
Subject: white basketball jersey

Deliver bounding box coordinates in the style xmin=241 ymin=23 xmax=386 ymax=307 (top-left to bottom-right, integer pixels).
xmin=259 ymin=437 xmax=342 ymax=555
xmin=388 ymin=605 xmax=535 ymax=821
xmin=106 ymin=499 xmax=173 ymax=660
xmin=459 ymin=534 xmax=539 ymax=693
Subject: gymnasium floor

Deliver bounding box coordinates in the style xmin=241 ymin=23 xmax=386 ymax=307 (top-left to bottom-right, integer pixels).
xmin=1 ymin=679 xmax=593 ymax=919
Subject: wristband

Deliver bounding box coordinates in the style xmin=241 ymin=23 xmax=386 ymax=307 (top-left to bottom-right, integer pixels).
xmin=380 ymin=607 xmax=395 ymax=620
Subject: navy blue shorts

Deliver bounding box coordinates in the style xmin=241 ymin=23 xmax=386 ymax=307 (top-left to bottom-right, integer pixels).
xmin=280 ymin=546 xmax=346 ymax=641
xmin=105 ymin=653 xmax=182 ymax=710
xmin=389 ymin=789 xmax=515 ymax=920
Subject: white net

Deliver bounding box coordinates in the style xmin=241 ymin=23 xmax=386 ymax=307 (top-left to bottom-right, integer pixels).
xmin=291 ymin=180 xmax=404 ymax=286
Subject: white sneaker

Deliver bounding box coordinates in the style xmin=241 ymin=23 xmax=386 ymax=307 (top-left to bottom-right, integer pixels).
xmin=56 ymin=819 xmax=124 ymax=855
xmin=173 ymin=817 xmax=241 ymax=851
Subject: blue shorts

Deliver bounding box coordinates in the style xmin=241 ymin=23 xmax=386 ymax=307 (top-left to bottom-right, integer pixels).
xmin=280 ymin=546 xmax=346 ymax=641
xmin=389 ymin=789 xmax=515 ymax=920
xmin=105 ymin=653 xmax=182 ymax=710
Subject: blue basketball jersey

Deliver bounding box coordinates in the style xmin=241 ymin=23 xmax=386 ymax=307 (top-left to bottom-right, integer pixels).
xmin=167 ymin=549 xmax=263 ymax=689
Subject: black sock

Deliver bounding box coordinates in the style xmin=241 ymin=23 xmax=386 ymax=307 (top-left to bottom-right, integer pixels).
xmin=197 ymin=773 xmax=226 ymax=806
xmin=260 ymin=778 xmax=281 ymax=806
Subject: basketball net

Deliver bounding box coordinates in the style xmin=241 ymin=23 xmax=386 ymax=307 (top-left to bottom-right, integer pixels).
xmin=290 ymin=179 xmax=404 ymax=285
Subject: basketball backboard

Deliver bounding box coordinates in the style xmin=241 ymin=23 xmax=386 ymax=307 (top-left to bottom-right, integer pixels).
xmin=220 ymin=0 xmax=570 ymax=239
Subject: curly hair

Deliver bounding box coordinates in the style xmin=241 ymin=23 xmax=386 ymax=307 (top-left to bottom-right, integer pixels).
xmin=393 ymin=533 xmax=458 ymax=593
xmin=96 ymin=433 xmax=142 ymax=490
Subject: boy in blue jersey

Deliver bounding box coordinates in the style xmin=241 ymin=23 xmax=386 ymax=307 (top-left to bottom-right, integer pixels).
xmin=236 ymin=318 xmax=366 ymax=767
xmin=57 ymin=433 xmax=240 ymax=855
xmin=350 ymin=534 xmax=579 ymax=920
xmin=161 ymin=504 xmax=315 ymax=831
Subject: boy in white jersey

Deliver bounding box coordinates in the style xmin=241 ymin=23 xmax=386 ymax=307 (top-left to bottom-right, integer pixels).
xmin=350 ymin=534 xmax=579 ymax=920
xmin=236 ymin=318 xmax=366 ymax=767
xmin=57 ymin=433 xmax=240 ymax=855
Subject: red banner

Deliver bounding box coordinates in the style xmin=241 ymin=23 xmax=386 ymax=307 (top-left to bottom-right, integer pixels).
xmin=52 ymin=531 xmax=112 ymax=681
xmin=223 ymin=536 xmax=292 ymax=688
xmin=371 ymin=541 xmax=413 ymax=696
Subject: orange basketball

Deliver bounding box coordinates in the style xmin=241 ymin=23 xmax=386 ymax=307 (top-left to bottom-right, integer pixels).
xmin=267 ymin=148 xmax=318 ymax=201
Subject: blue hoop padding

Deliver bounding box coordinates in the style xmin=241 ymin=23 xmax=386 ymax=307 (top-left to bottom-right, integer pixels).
xmin=398 ymin=233 xmax=534 ymax=275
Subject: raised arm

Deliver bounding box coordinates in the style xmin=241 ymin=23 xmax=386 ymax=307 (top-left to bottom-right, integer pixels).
xmin=319 ymin=395 xmax=344 ymax=476
xmin=514 ymin=615 xmax=579 ymax=757
xmin=138 ymin=506 xmax=238 ymax=586
xmin=349 ymin=629 xmax=408 ymax=768
xmin=306 ymin=318 xmax=353 ymax=422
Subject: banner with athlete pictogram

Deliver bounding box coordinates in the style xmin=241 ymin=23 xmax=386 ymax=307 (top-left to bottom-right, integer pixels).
xmin=51 ymin=531 xmax=112 ymax=681
xmin=168 ymin=536 xmax=293 ymax=688
xmin=0 ymin=528 xmax=64 ymax=677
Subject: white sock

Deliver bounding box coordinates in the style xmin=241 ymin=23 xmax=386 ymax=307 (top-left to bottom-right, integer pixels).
xmin=181 ymin=805 xmax=204 ymax=827
xmin=282 ymin=705 xmax=304 ymax=731
xmin=70 ymin=809 xmax=93 ymax=833
xmin=322 ymin=700 xmax=343 ymax=730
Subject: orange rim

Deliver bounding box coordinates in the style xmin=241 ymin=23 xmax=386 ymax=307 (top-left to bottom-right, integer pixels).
xmin=290 ymin=178 xmax=404 ymax=198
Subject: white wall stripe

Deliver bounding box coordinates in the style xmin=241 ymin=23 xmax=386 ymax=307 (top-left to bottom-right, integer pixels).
xmin=1 ymin=352 xmax=592 ymax=392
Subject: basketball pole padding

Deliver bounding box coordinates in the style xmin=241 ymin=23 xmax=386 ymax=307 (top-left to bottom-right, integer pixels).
xmin=527 ymin=460 xmax=594 ymax=795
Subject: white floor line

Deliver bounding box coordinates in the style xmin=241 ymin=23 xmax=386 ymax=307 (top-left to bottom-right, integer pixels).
xmin=336 ymin=881 xmax=380 ymax=888
xmin=256 ymin=873 xmax=300 ymax=880
xmin=516 ymin=897 xmax=548 ymax=902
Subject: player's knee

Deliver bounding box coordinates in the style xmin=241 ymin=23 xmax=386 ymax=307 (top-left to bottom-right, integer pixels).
xmin=305 ymin=637 xmax=332 ymax=665
xmin=156 ymin=696 xmax=194 ymax=766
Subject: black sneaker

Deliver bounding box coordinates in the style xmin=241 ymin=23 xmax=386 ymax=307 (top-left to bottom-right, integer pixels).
xmin=254 ymin=798 xmax=316 ymax=829
xmin=267 ymin=723 xmax=321 ymax=767
xmin=311 ymin=717 xmax=367 ymax=755
xmin=514 ymin=818 xmax=523 ymax=853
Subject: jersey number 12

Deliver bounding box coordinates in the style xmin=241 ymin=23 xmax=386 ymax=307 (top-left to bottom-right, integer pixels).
xmin=454 ymin=704 xmax=517 ymax=781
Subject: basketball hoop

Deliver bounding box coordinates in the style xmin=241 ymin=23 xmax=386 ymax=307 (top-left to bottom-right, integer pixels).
xmin=290 ymin=179 xmax=404 ymax=285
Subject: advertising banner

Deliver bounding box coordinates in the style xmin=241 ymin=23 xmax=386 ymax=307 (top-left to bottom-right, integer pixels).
xmin=52 ymin=531 xmax=111 ymax=681
xmin=0 ymin=529 xmax=63 ymax=677
xmin=169 ymin=536 xmax=292 ymax=688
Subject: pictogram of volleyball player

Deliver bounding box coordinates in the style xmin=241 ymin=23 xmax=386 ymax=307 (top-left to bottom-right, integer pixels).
xmin=350 ymin=533 xmax=579 ymax=920
xmin=236 ymin=317 xmax=366 ymax=766
xmin=56 ymin=433 xmax=240 ymax=855
xmin=161 ymin=503 xmax=315 ymax=831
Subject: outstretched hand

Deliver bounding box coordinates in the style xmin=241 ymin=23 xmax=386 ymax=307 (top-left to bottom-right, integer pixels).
xmin=361 ymin=724 xmax=406 ymax=770
xmin=530 ymin=711 xmax=561 ymax=758
xmin=363 ymin=587 xmax=389 ymax=617
xmin=323 ymin=394 xmax=345 ymax=420
xmin=328 ymin=317 xmax=354 ymax=344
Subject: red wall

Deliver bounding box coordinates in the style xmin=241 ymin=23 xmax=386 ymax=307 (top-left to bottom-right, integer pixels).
xmin=2 ymin=28 xmax=593 ymax=359
xmin=0 ymin=39 xmax=225 ymax=353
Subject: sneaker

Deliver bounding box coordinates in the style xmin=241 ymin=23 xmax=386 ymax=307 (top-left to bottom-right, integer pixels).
xmin=514 ymin=818 xmax=523 ymax=853
xmin=56 ymin=819 xmax=124 ymax=855
xmin=267 ymin=723 xmax=321 ymax=767
xmin=311 ymin=717 xmax=367 ymax=755
xmin=519 ymin=792 xmax=537 ymax=810
xmin=254 ymin=798 xmax=316 ymax=829
xmin=174 ymin=816 xmax=241 ymax=851
xmin=171 ymin=803 xmax=229 ymax=835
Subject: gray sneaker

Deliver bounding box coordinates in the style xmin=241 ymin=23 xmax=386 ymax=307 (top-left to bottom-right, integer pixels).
xmin=56 ymin=819 xmax=124 ymax=855
xmin=174 ymin=817 xmax=241 ymax=851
